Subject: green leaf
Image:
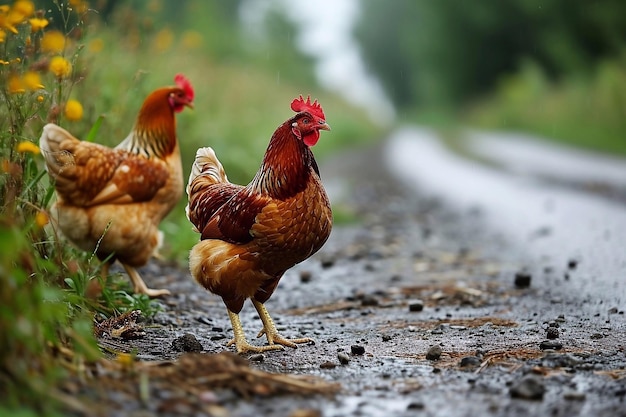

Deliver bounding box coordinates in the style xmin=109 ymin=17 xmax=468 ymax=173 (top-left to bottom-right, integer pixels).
xmin=85 ymin=115 xmax=105 ymax=142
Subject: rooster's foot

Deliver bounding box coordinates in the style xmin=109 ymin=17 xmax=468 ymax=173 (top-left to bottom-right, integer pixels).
xmin=256 ymin=329 xmax=313 ymax=348
xmin=226 ymin=338 xmax=284 ymax=354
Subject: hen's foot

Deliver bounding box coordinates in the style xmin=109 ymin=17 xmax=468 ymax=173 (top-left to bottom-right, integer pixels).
xmin=123 ymin=263 xmax=170 ymax=298
xmin=136 ymin=287 xmax=171 ymax=298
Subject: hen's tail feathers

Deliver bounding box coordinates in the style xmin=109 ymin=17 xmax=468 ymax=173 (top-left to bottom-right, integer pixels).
xmin=39 ymin=123 xmax=77 ymax=179
xmin=185 ymin=147 xmax=228 ymax=226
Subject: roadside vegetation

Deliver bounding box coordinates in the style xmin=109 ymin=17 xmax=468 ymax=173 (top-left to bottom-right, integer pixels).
xmin=0 ymin=1 xmax=379 ymax=414
xmin=355 ymin=0 xmax=626 ymax=156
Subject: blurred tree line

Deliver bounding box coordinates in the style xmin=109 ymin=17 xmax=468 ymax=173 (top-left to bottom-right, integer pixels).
xmin=354 ymin=0 xmax=626 ymax=110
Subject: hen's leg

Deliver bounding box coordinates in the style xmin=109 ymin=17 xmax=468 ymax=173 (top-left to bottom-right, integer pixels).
xmin=121 ymin=263 xmax=170 ymax=297
xmin=252 ymin=300 xmax=313 ymax=348
xmin=226 ymin=310 xmax=283 ymax=354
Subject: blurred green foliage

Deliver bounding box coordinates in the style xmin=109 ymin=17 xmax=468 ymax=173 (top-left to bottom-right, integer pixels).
xmin=355 ymin=0 xmax=626 ymax=153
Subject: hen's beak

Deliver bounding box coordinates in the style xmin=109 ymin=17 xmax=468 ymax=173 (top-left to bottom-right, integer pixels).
xmin=184 ymin=100 xmax=194 ymax=109
xmin=319 ymin=120 xmax=331 ymax=131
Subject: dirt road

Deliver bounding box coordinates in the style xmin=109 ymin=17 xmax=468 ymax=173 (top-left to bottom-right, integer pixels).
xmin=87 ymin=130 xmax=626 ymax=417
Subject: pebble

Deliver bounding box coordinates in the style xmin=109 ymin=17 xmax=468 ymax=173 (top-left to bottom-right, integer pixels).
xmin=426 ymin=345 xmax=442 ymax=360
xmin=351 ymin=345 xmax=365 ymax=355
xmin=563 ymin=391 xmax=587 ymax=401
xmin=408 ymin=300 xmax=424 ymax=312
xmin=546 ymin=327 xmax=559 ymax=339
xmin=459 ymin=356 xmax=481 ymax=368
xmin=360 ymin=295 xmax=379 ymax=307
xmin=248 ymin=354 xmax=264 ymax=362
xmin=320 ymin=361 xmax=337 ymax=369
xmin=337 ymin=352 xmax=350 ymax=365
xmin=299 ymin=270 xmax=313 ymax=283
xmin=171 ymin=333 xmax=203 ymax=352
xmin=514 ymin=271 xmax=532 ymax=288
xmin=539 ymin=340 xmax=563 ymax=350
xmin=381 ymin=334 xmax=392 ymax=342
xmin=510 ymin=375 xmax=545 ymax=400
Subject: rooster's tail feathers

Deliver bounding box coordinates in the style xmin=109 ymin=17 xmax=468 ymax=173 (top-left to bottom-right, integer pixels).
xmin=186 ymin=147 xmax=228 ymax=192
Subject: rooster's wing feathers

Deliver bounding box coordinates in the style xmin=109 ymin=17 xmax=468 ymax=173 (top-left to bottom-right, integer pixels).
xmin=200 ymin=190 xmax=271 ymax=244
xmin=40 ymin=123 xmax=169 ymax=207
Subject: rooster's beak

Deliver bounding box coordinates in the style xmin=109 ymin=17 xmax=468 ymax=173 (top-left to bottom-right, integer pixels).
xmin=319 ymin=121 xmax=331 ymax=131
xmin=185 ymin=101 xmax=194 ymax=109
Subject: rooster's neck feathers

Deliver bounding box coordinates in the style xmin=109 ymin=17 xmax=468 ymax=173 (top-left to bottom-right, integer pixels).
xmin=250 ymin=119 xmax=316 ymax=199
xmin=116 ymin=88 xmax=179 ymax=158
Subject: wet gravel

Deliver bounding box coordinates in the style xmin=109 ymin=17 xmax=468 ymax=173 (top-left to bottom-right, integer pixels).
xmin=85 ymin=141 xmax=625 ymax=417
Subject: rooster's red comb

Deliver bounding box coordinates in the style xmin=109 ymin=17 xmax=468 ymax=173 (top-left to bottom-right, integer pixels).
xmin=174 ymin=73 xmax=194 ymax=101
xmin=291 ymin=95 xmax=325 ymax=120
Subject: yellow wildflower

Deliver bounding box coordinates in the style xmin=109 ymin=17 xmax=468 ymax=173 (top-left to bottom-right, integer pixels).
xmin=153 ymin=28 xmax=173 ymax=52
xmin=8 ymin=74 xmax=24 ymax=93
xmin=36 ymin=95 xmax=44 ymax=102
xmin=11 ymin=1 xmax=34 ymax=20
xmin=29 ymin=17 xmax=48 ymax=32
xmin=16 ymin=141 xmax=40 ymax=154
xmin=22 ymin=71 xmax=44 ymax=90
xmin=0 ymin=7 xmax=18 ymax=34
xmin=0 ymin=30 xmax=6 ymax=43
xmin=35 ymin=211 xmax=49 ymax=227
xmin=64 ymin=99 xmax=83 ymax=121
xmin=49 ymin=56 xmax=72 ymax=78
xmin=116 ymin=352 xmax=134 ymax=369
xmin=88 ymin=37 xmax=103 ymax=53
xmin=69 ymin=0 xmax=89 ymax=14
xmin=181 ymin=30 xmax=203 ymax=50
xmin=41 ymin=30 xmax=65 ymax=53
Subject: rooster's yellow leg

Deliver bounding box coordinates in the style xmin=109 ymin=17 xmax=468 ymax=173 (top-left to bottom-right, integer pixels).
xmin=121 ymin=263 xmax=170 ymax=298
xmin=252 ymin=300 xmax=313 ymax=348
xmin=226 ymin=310 xmax=284 ymax=354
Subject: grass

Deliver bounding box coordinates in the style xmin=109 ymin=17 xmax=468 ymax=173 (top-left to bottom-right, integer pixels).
xmin=464 ymin=58 xmax=626 ymax=156
xmin=0 ymin=1 xmax=380 ymax=413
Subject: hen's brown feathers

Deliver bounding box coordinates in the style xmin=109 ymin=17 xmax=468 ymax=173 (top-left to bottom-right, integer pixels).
xmin=39 ymin=75 xmax=194 ymax=297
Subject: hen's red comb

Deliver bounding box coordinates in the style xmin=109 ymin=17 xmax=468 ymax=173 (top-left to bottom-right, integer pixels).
xmin=174 ymin=73 xmax=194 ymax=101
xmin=291 ymin=95 xmax=325 ymax=120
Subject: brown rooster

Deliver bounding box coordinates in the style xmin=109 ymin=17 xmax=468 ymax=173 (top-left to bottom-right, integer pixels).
xmin=186 ymin=96 xmax=332 ymax=353
xmin=40 ymin=74 xmax=194 ymax=297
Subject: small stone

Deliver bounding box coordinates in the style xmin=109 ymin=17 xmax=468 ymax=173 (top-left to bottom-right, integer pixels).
xmin=426 ymin=345 xmax=442 ymax=361
xmin=360 ymin=295 xmax=379 ymax=307
xmin=539 ymin=340 xmax=563 ymax=350
xmin=382 ymin=334 xmax=392 ymax=342
xmin=407 ymin=402 xmax=425 ymax=410
xmin=320 ymin=361 xmax=337 ymax=369
xmin=300 ymin=270 xmax=313 ymax=283
xmin=567 ymin=259 xmax=578 ymax=270
xmin=171 ymin=333 xmax=203 ymax=352
xmin=563 ymin=391 xmax=586 ymax=401
xmin=608 ymin=307 xmax=619 ymax=315
xmin=248 ymin=354 xmax=264 ymax=362
xmin=514 ymin=271 xmax=532 ymax=288
xmin=459 ymin=356 xmax=481 ymax=368
xmin=351 ymin=345 xmax=365 ymax=355
xmin=510 ymin=375 xmax=545 ymax=400
xmin=408 ymin=300 xmax=424 ymax=312
xmin=320 ymin=256 xmax=335 ymax=269
xmin=337 ymin=352 xmax=350 ymax=365
xmin=546 ymin=327 xmax=559 ymax=339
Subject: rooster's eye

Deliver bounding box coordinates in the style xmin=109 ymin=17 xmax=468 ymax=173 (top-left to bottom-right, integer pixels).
xmin=302 ymin=118 xmax=310 ymax=124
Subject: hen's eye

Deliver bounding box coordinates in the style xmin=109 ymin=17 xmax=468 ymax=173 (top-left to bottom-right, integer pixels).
xmin=302 ymin=118 xmax=310 ymax=124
